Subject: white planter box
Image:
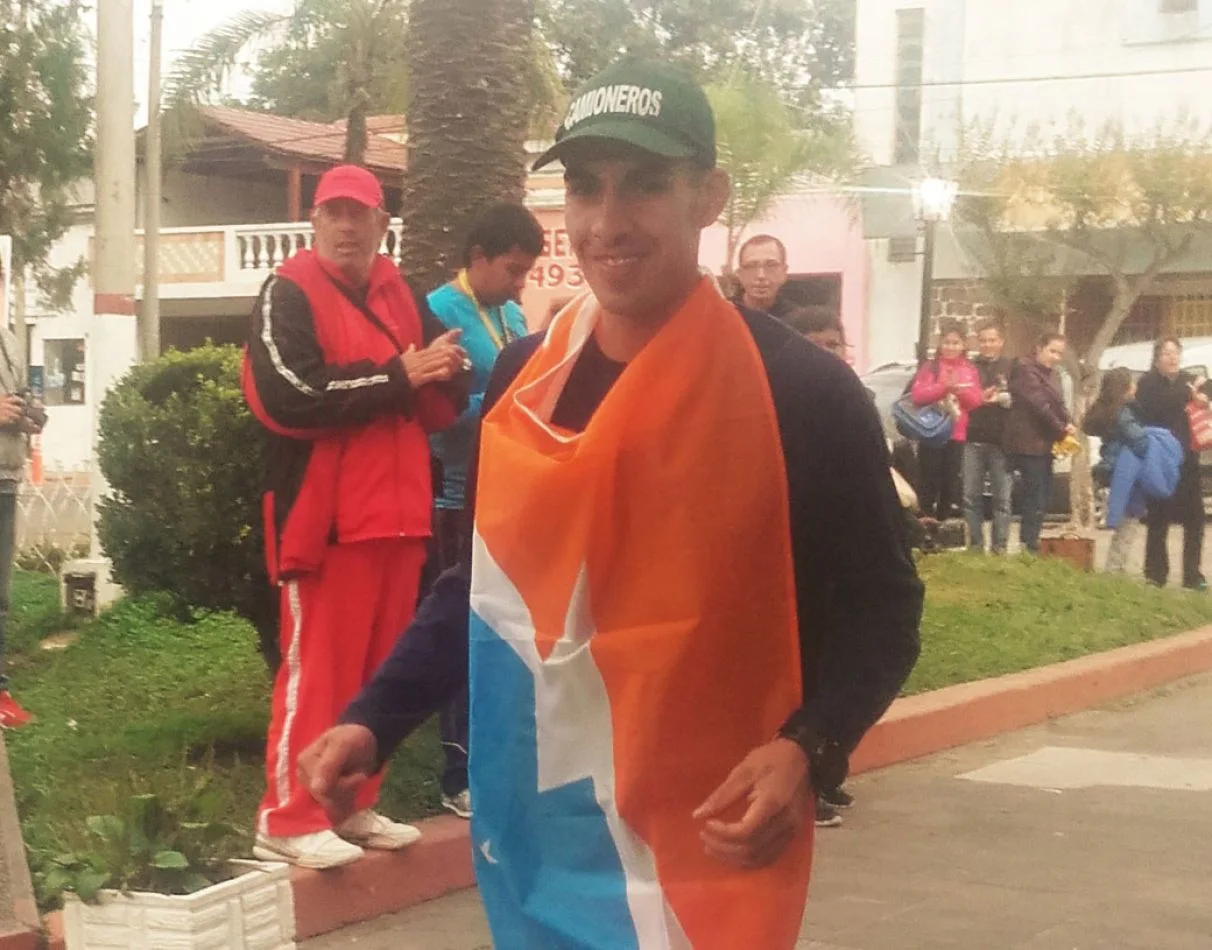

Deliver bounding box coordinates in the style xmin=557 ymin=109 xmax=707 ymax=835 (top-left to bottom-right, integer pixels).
xmin=62 ymin=859 xmax=295 ymax=950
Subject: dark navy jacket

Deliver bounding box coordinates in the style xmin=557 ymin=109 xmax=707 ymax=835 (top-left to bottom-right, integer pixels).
xmin=343 ymin=306 xmax=924 ymax=770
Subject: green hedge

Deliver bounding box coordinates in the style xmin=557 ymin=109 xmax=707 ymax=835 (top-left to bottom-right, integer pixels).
xmin=96 ymin=344 xmax=277 ymax=668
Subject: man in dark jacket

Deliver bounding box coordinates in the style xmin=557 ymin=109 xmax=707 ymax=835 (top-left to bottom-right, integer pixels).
xmin=964 ymin=320 xmax=1014 ymax=553
xmin=1136 ymin=337 xmax=1209 ymax=590
xmin=296 ymin=62 xmax=922 ymax=947
xmin=734 ymin=233 xmax=795 ymax=319
xmin=243 ymin=164 xmax=468 ymax=869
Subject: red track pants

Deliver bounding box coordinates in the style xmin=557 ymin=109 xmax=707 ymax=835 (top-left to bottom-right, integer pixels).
xmin=258 ymin=538 xmax=426 ymax=838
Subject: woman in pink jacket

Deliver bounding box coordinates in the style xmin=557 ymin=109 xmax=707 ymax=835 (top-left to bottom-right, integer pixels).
xmin=911 ymin=320 xmax=984 ymax=521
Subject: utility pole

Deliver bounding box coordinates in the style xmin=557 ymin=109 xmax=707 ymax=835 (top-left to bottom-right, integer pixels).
xmin=84 ymin=0 xmax=138 ymax=576
xmin=916 ymin=217 xmax=936 ymax=364
xmin=141 ymin=0 xmax=163 ymax=360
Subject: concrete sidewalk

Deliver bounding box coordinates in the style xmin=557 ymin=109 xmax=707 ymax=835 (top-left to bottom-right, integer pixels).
xmin=304 ymin=672 xmax=1212 ymax=949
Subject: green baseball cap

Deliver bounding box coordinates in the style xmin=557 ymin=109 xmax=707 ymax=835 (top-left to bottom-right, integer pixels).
xmin=533 ymin=59 xmax=716 ymax=171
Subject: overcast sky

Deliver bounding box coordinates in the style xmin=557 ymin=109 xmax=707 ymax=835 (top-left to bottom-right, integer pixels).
xmin=127 ymin=0 xmax=293 ymax=125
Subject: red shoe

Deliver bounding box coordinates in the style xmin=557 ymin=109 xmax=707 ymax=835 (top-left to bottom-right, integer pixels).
xmin=0 ymin=691 xmax=32 ymax=728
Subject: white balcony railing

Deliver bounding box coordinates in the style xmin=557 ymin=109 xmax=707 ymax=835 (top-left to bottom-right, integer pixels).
xmin=130 ymin=219 xmax=409 ymax=298
xmin=232 ymin=219 xmax=409 ymax=273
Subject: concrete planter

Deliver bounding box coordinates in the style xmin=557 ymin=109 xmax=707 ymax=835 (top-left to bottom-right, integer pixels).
xmin=61 ymin=860 xmax=294 ymax=950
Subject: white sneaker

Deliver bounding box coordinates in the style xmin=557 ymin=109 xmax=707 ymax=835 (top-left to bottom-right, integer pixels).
xmin=253 ymin=829 xmax=364 ymax=870
xmin=336 ymin=809 xmax=423 ymax=851
xmin=441 ymin=789 xmax=472 ymax=820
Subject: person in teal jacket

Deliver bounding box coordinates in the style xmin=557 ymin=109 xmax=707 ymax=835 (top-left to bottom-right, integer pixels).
xmin=426 ymin=202 xmax=544 ymax=819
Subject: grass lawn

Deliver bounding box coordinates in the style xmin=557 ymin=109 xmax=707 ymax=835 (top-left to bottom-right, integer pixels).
xmin=3 ymin=572 xmax=441 ymax=909
xmin=9 ymin=553 xmax=1212 ymax=908
xmin=908 ymin=552 xmax=1212 ymax=693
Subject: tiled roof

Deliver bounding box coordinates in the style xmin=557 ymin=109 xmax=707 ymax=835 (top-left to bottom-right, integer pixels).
xmin=199 ymin=106 xmax=407 ymax=176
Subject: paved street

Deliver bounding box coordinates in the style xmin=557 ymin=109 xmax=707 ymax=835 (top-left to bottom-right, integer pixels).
xmin=304 ymin=672 xmax=1212 ymax=949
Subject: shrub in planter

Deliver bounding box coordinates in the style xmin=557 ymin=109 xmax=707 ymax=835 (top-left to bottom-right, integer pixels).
xmin=43 ymin=791 xmax=244 ymax=900
xmin=96 ymin=344 xmax=279 ymax=669
xmin=46 ymin=791 xmax=294 ymax=949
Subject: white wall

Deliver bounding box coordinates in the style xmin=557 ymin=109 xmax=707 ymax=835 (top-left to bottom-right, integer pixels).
xmin=26 ymin=216 xmax=96 ymax=474
xmin=864 ymin=240 xmax=924 ymax=367
xmin=856 ymin=0 xmax=1212 ymax=165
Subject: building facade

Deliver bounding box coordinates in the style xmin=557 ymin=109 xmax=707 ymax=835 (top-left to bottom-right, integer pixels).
xmin=853 ymin=0 xmax=1212 ymax=360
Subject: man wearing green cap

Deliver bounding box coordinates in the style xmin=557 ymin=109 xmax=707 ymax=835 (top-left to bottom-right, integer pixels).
xmin=301 ymin=59 xmax=921 ymax=947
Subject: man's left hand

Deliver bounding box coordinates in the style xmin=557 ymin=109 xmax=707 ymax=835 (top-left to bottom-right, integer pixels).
xmin=693 ymin=737 xmax=811 ymax=869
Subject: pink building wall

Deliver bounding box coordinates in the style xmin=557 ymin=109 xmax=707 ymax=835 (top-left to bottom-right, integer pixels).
xmin=700 ymin=192 xmax=871 ymax=373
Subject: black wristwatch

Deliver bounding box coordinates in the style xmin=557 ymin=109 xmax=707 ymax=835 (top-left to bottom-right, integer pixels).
xmin=808 ymin=739 xmax=849 ymax=792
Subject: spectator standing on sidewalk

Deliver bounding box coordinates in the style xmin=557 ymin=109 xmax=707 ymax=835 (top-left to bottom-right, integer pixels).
xmin=0 ymin=324 xmax=45 ymax=728
xmin=426 ymin=203 xmax=543 ymax=820
xmin=242 ymin=164 xmax=468 ymax=869
xmin=1083 ymin=367 xmax=1150 ymax=574
xmin=786 ymin=304 xmax=850 ymax=363
xmin=1136 ymin=337 xmax=1210 ymax=590
xmin=783 ymin=304 xmax=860 ymax=828
xmin=911 ymin=321 xmax=983 ymax=521
xmin=1005 ymin=333 xmax=1075 ymax=555
xmin=964 ymin=321 xmax=1014 ymax=554
xmin=734 ymin=234 xmax=794 ymax=319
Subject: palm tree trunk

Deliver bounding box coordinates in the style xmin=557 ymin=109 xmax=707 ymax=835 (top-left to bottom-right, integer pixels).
xmin=398 ymin=0 xmax=534 ymax=293
xmin=344 ymin=89 xmax=370 ymax=165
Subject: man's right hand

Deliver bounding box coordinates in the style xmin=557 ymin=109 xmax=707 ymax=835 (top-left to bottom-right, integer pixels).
xmin=297 ymin=724 xmax=379 ymax=827
xmin=0 ymin=395 xmax=23 ymax=427
xmin=402 ymin=330 xmax=467 ymax=388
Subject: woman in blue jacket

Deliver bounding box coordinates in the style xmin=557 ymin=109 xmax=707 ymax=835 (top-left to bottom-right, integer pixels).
xmin=1083 ymin=368 xmax=1149 ymax=574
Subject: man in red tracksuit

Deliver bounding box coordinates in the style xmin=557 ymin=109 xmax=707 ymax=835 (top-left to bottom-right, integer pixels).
xmin=243 ymin=164 xmax=468 ymax=869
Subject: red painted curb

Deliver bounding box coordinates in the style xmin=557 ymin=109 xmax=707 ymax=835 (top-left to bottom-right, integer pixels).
xmin=849 ymin=624 xmax=1212 ymax=775
xmin=36 ymin=625 xmax=1212 ymax=946
xmin=0 ymin=928 xmax=38 ymax=950
xmin=293 ymin=815 xmax=474 ymax=942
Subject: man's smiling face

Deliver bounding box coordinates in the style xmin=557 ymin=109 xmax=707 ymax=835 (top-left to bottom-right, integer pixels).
xmin=562 ymin=141 xmax=728 ymax=322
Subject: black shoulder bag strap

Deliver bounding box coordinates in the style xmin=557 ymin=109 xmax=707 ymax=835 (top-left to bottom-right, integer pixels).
xmin=319 ymin=269 xmax=407 ymax=354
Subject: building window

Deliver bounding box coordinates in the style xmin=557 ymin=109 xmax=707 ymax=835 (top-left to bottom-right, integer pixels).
xmin=1160 ymin=0 xmax=1196 ymax=12
xmin=42 ymin=339 xmax=85 ymax=406
xmin=893 ymin=8 xmax=925 ymax=165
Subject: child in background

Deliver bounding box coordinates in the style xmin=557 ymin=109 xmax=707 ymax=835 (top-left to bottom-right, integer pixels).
xmin=1083 ymin=367 xmax=1149 ymax=574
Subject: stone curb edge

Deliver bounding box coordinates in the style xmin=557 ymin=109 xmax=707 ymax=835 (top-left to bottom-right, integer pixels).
xmin=0 ymin=732 xmax=40 ymax=950
xmin=31 ymin=623 xmax=1212 ymax=948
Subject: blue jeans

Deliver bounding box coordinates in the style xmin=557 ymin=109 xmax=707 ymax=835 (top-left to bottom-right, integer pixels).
xmin=1011 ymin=455 xmax=1053 ymax=553
xmin=963 ymin=443 xmax=1011 ymax=553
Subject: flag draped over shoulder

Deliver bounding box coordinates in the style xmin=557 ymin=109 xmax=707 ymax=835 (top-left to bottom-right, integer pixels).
xmin=469 ymin=278 xmax=813 ymax=949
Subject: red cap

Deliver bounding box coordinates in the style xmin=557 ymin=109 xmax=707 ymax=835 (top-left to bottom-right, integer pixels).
xmin=314 ymin=165 xmax=384 ymax=209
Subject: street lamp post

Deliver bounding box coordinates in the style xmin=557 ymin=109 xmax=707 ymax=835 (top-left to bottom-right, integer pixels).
xmin=914 ymin=177 xmax=958 ymax=363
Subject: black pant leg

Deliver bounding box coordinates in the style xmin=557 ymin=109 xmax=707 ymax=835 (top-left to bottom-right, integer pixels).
xmin=1145 ymin=500 xmax=1171 ymax=587
xmin=917 ymin=443 xmax=944 ymax=519
xmin=1179 ymin=456 xmax=1206 ymax=587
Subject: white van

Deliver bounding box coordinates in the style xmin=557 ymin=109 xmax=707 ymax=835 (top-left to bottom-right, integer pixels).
xmin=1099 ymin=336 xmax=1212 ymax=377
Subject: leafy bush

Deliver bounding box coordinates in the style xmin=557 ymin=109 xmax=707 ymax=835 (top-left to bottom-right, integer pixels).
xmin=37 ymin=786 xmax=242 ymax=903
xmin=95 ymin=345 xmax=278 ymax=668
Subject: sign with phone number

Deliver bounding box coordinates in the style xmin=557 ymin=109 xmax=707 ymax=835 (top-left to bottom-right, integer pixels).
xmin=529 ymin=261 xmax=585 ymax=289
xmin=528 ymin=227 xmax=585 ymax=290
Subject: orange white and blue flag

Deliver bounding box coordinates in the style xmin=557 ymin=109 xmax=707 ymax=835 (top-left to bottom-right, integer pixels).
xmin=469 ymin=279 xmax=813 ymax=949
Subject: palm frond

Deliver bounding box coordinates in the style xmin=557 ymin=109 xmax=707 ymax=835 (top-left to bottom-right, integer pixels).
xmin=162 ymin=10 xmax=292 ymax=109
